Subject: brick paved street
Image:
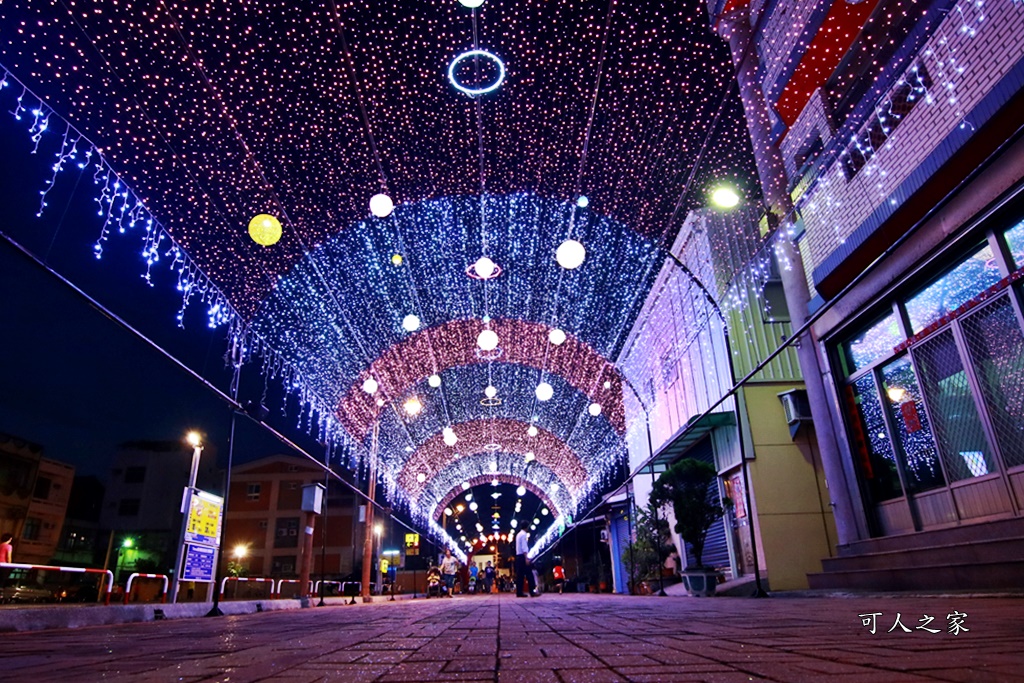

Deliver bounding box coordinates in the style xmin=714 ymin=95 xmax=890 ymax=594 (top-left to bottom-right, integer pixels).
xmin=2 ymin=593 xmax=1022 ymax=682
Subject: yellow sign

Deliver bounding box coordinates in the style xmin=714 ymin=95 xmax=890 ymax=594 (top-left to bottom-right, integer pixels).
xmin=185 ymin=490 xmax=224 ymax=546
xmin=380 ymin=558 xmax=390 ymax=574
xmin=405 ymin=533 xmax=420 ymax=555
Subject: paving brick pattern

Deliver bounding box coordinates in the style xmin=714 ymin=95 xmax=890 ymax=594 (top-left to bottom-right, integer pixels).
xmin=2 ymin=593 xmax=1022 ymax=682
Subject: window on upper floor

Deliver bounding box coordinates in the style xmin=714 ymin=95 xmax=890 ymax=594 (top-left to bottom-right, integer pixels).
xmin=117 ymin=498 xmax=141 ymax=516
xmin=22 ymin=517 xmax=41 ymax=541
xmin=247 ymin=483 xmax=262 ymax=501
xmin=841 ymin=63 xmax=932 ymax=180
xmin=124 ymin=466 xmax=146 ymax=484
xmin=33 ymin=476 xmax=52 ymax=500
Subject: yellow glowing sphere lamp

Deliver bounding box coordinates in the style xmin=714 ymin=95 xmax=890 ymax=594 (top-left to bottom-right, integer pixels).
xmin=248 ymin=213 xmax=283 ymax=246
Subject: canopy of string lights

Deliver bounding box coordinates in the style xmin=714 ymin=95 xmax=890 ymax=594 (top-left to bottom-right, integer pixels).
xmin=0 ymin=0 xmax=760 ymax=551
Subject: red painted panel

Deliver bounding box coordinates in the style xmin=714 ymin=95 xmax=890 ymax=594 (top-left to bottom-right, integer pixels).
xmin=776 ymin=0 xmax=881 ymax=127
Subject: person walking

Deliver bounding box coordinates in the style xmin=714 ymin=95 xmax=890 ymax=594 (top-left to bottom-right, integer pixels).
xmin=514 ymin=528 xmax=537 ymax=597
xmin=552 ymin=561 xmax=565 ymax=593
xmin=483 ymin=560 xmax=495 ymax=594
xmin=0 ymin=533 xmax=13 ymax=599
xmin=440 ymin=548 xmax=459 ymax=597
xmin=0 ymin=533 xmax=12 ymax=563
xmin=469 ymin=562 xmax=479 ymax=594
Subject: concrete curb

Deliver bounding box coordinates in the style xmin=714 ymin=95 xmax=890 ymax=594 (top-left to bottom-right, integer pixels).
xmin=0 ymin=593 xmax=420 ymax=633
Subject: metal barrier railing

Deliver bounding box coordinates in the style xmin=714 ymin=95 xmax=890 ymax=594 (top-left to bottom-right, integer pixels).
xmin=1 ymin=562 xmax=114 ymax=604
xmin=314 ymin=580 xmax=342 ymax=595
xmin=219 ymin=576 xmax=275 ymax=599
xmin=124 ymin=573 xmax=169 ymax=604
xmin=274 ymin=579 xmax=314 ymax=598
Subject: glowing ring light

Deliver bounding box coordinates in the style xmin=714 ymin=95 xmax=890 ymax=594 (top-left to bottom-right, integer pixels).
xmin=480 ymin=397 xmax=503 ymax=407
xmin=483 ymin=443 xmax=501 ymax=452
xmin=448 ymin=49 xmax=506 ymax=97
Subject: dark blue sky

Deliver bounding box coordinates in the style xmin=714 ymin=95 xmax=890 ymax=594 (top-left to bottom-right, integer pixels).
xmin=0 ymin=103 xmax=308 ymax=479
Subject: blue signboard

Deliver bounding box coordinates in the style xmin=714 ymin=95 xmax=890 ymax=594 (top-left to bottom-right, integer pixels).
xmin=181 ymin=543 xmax=216 ymax=582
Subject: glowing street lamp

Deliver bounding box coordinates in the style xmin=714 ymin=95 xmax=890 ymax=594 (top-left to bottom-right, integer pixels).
xmin=710 ymin=185 xmax=740 ymax=208
xmin=171 ymin=430 xmax=205 ymax=603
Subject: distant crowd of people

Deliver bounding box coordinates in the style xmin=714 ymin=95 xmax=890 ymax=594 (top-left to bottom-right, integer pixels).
xmin=423 ymin=529 xmax=567 ymax=598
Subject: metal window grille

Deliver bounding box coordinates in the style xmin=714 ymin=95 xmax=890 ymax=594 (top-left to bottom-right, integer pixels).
xmin=960 ymin=295 xmax=1024 ymax=468
xmin=911 ymin=330 xmax=996 ymax=482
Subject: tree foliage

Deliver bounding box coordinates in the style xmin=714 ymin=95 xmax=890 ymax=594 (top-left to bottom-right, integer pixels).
xmin=621 ymin=501 xmax=673 ymax=592
xmin=650 ymin=457 xmax=725 ymax=568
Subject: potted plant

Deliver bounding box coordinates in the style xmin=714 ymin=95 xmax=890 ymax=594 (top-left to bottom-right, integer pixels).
xmin=650 ymin=457 xmax=727 ymax=597
xmin=622 ymin=501 xmax=673 ymax=594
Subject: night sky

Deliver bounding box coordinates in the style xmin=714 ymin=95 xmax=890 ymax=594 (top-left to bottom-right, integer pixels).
xmin=0 ymin=111 xmax=307 ymax=479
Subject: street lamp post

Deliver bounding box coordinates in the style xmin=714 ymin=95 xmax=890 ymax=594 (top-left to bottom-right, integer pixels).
xmin=373 ymin=522 xmax=383 ymax=594
xmin=170 ymin=431 xmax=203 ymax=604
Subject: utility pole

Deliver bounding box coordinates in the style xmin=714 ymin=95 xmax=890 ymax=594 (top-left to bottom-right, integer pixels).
xmin=360 ymin=422 xmax=379 ymax=602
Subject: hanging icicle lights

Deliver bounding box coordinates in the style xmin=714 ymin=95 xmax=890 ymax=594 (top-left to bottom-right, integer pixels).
xmin=0 ymin=0 xmax=765 ymax=552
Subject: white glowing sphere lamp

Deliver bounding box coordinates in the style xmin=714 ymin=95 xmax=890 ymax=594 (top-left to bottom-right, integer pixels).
xmin=402 ymin=314 xmax=420 ymax=332
xmin=527 ymin=425 xmax=538 ymax=437
xmin=548 ymin=328 xmax=567 ymax=346
xmin=484 ymin=385 xmax=498 ymax=399
xmin=474 ymin=256 xmax=497 ymax=279
xmin=369 ymin=193 xmax=394 ymax=218
xmin=416 ymin=473 xmax=426 ymax=484
xmin=535 ymin=382 xmax=554 ymax=401
xmin=443 ymin=427 xmax=458 ymax=446
xmin=524 ymin=451 xmax=535 ymax=462
xmin=361 ymin=377 xmax=379 ymax=395
xmin=428 ymin=374 xmax=442 ymax=388
xmin=588 ymin=402 xmax=602 ymax=416
xmin=477 ymin=328 xmax=499 ymax=351
xmin=459 ymin=0 xmax=485 ymax=7
xmin=516 ymin=485 xmax=526 ymax=497
xmin=556 ymin=239 xmax=586 ymax=269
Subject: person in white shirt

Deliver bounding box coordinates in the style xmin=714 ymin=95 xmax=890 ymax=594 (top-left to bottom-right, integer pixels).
xmin=440 ymin=548 xmax=459 ymax=597
xmin=514 ymin=528 xmax=538 ymax=597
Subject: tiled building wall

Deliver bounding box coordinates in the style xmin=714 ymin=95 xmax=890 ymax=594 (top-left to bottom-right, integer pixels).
xmin=779 ymin=88 xmax=833 ymax=182
xmin=756 ymin=0 xmax=824 ymax=101
xmin=794 ymin=0 xmax=1024 ymax=281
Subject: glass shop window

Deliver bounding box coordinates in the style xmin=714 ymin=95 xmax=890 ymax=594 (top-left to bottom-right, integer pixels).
xmin=1004 ymin=218 xmax=1024 ymax=269
xmin=879 ymin=356 xmax=945 ymax=492
xmin=844 ymin=374 xmax=903 ymax=501
xmin=904 ymin=243 xmax=1001 ymax=334
xmin=840 ymin=311 xmax=903 ymax=375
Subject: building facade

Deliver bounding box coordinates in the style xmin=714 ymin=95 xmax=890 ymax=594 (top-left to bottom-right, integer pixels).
xmin=99 ymin=440 xmax=219 ymax=580
xmin=223 ymin=455 xmax=360 ymax=581
xmin=711 ymin=0 xmax=1024 ymax=588
xmin=0 ymin=432 xmax=74 ymax=565
xmin=615 ymin=206 xmax=836 ymax=591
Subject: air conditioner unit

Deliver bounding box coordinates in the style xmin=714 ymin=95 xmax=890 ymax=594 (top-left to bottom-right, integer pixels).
xmin=778 ymin=389 xmax=811 ymax=424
